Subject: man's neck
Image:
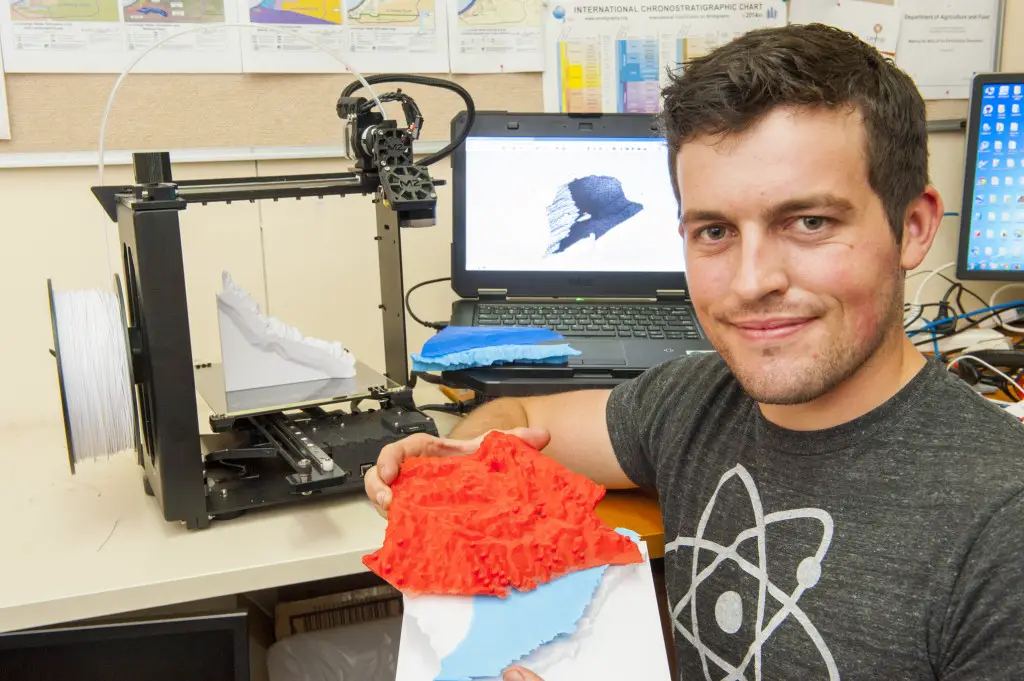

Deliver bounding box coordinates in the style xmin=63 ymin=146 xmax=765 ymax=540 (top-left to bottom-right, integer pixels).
xmin=758 ymin=332 xmax=926 ymax=432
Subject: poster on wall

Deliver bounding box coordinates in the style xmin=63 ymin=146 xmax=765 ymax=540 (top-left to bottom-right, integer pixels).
xmin=0 ymin=0 xmax=243 ymax=72
xmin=541 ymin=0 xmax=786 ymax=114
xmin=447 ymin=0 xmax=545 ymax=73
xmin=895 ymin=0 xmax=1000 ymax=100
xmin=236 ymin=0 xmax=450 ymax=73
xmin=788 ymin=0 xmax=901 ymax=57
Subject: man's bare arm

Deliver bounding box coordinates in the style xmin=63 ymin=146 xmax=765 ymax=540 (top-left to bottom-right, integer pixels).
xmin=448 ymin=390 xmax=635 ymax=489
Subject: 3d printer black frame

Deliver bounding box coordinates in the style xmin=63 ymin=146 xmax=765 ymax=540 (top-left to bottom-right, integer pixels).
xmin=84 ymin=147 xmax=440 ymax=529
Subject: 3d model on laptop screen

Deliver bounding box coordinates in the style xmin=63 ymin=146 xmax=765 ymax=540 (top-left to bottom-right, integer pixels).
xmin=545 ymin=175 xmax=645 ymax=257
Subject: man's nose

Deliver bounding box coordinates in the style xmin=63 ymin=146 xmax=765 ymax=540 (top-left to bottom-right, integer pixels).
xmin=731 ymin=230 xmax=789 ymax=302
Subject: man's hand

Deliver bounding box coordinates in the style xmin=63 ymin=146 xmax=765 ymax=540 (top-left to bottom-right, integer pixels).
xmin=364 ymin=427 xmax=550 ymax=518
xmin=503 ymin=666 xmax=545 ymax=681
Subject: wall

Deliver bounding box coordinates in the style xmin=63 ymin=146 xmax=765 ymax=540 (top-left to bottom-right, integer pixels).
xmin=1 ymin=4 xmax=1021 ymax=432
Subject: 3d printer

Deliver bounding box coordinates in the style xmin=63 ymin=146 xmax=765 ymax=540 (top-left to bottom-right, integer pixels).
xmin=48 ymin=75 xmax=475 ymax=529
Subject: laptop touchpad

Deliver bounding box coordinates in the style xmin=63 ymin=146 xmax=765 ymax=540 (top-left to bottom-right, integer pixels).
xmin=567 ymin=339 xmax=627 ymax=365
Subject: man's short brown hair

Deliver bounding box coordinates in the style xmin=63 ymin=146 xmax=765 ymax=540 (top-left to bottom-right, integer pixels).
xmin=659 ymin=23 xmax=928 ymax=242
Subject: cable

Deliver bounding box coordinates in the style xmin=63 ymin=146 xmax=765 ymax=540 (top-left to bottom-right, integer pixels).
xmin=406 ymin=277 xmax=451 ymax=331
xmin=910 ymin=261 xmax=956 ymax=311
xmin=909 ymin=299 xmax=1024 ymax=335
xmin=417 ymin=402 xmax=471 ymax=416
xmin=340 ymin=74 xmax=475 ymax=167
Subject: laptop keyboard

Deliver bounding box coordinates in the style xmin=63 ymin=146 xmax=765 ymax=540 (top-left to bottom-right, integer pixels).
xmin=473 ymin=303 xmax=702 ymax=340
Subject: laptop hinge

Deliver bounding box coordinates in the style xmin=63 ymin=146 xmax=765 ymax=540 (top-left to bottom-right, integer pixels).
xmin=478 ymin=288 xmax=508 ymax=301
xmin=656 ymin=289 xmax=690 ymax=302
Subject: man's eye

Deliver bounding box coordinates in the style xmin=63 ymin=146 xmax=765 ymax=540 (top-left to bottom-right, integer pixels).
xmin=696 ymin=225 xmax=728 ymax=241
xmin=799 ymin=216 xmax=829 ymax=231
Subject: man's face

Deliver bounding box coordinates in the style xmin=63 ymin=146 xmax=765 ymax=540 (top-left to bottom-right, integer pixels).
xmin=677 ymin=106 xmax=905 ymax=405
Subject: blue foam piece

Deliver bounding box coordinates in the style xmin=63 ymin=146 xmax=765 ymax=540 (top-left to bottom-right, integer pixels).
xmin=411 ymin=343 xmax=580 ymax=372
xmin=435 ymin=566 xmax=608 ymax=681
xmin=419 ymin=326 xmax=565 ymax=358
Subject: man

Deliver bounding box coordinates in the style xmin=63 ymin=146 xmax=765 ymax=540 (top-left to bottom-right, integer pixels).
xmin=367 ymin=23 xmax=1024 ymax=681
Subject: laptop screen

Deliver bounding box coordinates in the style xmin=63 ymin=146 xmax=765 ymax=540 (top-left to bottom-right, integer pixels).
xmin=462 ymin=135 xmax=685 ymax=273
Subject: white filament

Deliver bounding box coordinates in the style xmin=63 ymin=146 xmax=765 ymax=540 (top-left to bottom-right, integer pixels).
xmin=52 ymin=289 xmax=135 ymax=462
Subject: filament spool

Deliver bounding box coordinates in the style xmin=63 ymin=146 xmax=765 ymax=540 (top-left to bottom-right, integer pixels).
xmin=47 ymin=274 xmax=139 ymax=472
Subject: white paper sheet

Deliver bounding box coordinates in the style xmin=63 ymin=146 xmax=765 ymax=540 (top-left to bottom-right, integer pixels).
xmin=395 ymin=542 xmax=672 ymax=681
xmin=447 ymin=0 xmax=544 ymax=73
xmin=895 ymin=0 xmax=999 ymax=100
xmin=237 ymin=0 xmax=449 ymax=73
xmin=0 ymin=0 xmax=242 ymax=73
xmin=541 ymin=0 xmax=786 ymax=114
xmin=788 ymin=0 xmax=901 ymax=57
xmin=0 ymin=40 xmax=10 ymax=139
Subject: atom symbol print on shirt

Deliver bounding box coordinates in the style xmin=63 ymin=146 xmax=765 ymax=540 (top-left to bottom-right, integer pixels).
xmin=665 ymin=464 xmax=839 ymax=681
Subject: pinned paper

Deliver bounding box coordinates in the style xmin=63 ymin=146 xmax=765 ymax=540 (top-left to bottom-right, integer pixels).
xmin=216 ymin=271 xmax=356 ymax=392
xmin=895 ymin=0 xmax=1000 ymax=100
xmin=789 ymin=0 xmax=901 ymax=57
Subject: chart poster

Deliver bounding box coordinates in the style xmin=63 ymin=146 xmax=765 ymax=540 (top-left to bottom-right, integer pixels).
xmin=542 ymin=0 xmax=786 ymax=114
xmin=0 ymin=0 xmax=242 ymax=72
xmin=448 ymin=0 xmax=545 ymax=73
xmin=237 ymin=0 xmax=449 ymax=73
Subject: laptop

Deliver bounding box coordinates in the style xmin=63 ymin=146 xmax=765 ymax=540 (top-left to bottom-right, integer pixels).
xmin=446 ymin=111 xmax=715 ymax=380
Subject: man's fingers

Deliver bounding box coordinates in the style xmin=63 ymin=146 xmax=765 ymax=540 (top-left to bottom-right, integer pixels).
xmin=363 ymin=465 xmax=390 ymax=517
xmin=376 ymin=433 xmax=472 ymax=483
xmin=502 ymin=666 xmax=544 ymax=681
xmin=369 ymin=428 xmax=550 ymax=517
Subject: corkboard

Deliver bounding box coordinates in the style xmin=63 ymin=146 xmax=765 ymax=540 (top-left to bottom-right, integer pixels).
xmin=0 ymin=71 xmax=543 ymax=154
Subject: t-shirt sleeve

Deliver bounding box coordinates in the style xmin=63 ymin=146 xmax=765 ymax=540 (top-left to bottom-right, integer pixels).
xmin=604 ymin=354 xmax=723 ymax=489
xmin=603 ymin=361 xmax=668 ymax=489
xmin=938 ymin=491 xmax=1024 ymax=680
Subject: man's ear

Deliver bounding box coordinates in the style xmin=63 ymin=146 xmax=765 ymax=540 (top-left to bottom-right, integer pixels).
xmin=900 ymin=186 xmax=944 ymax=271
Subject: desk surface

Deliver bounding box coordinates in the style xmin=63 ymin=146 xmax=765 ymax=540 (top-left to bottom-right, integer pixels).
xmin=0 ymin=402 xmax=665 ymax=635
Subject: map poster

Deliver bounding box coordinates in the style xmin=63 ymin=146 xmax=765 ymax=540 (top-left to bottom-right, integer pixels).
xmin=541 ymin=0 xmax=786 ymax=114
xmin=348 ymin=0 xmax=449 ymax=73
xmin=0 ymin=0 xmax=242 ymax=72
xmin=448 ymin=0 xmax=544 ymax=73
xmin=237 ymin=0 xmax=449 ymax=73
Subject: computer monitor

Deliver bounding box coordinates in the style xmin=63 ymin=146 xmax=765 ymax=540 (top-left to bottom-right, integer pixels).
xmin=0 ymin=612 xmax=249 ymax=681
xmin=957 ymin=72 xmax=1024 ymax=281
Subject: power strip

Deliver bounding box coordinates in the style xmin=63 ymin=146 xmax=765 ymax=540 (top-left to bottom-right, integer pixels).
xmin=936 ymin=328 xmax=1014 ymax=354
xmin=979 ymin=307 xmax=1024 ymax=329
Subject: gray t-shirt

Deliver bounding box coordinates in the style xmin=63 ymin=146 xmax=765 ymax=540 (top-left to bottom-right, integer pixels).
xmin=606 ymin=353 xmax=1024 ymax=680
